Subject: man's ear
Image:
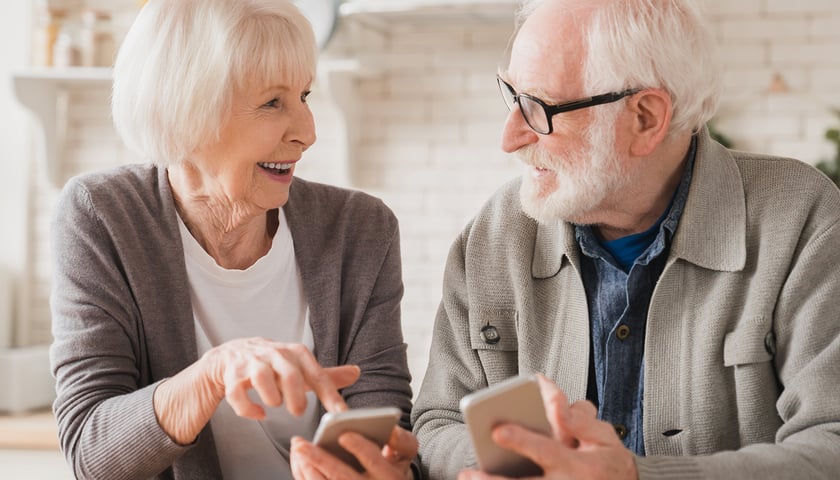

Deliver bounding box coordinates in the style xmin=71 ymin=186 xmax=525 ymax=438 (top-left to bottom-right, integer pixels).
xmin=626 ymin=88 xmax=672 ymax=157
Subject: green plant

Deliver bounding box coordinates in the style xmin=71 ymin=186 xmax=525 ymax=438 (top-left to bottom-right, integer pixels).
xmin=815 ymin=109 xmax=840 ymax=187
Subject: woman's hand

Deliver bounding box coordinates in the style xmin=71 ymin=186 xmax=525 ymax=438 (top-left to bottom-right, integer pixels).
xmin=153 ymin=338 xmax=360 ymax=445
xmin=290 ymin=425 xmax=418 ymax=479
xmin=203 ymin=338 xmax=359 ymax=418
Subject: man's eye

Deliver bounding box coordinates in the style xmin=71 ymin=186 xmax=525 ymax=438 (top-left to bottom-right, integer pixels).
xmin=263 ymin=98 xmax=280 ymax=108
xmin=301 ymin=91 xmax=312 ymax=103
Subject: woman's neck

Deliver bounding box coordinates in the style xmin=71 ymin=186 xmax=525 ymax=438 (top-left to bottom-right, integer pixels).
xmin=167 ymin=165 xmax=273 ymax=270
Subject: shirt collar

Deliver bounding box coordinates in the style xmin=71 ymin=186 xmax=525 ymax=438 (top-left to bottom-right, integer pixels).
xmin=574 ymin=138 xmax=696 ymax=266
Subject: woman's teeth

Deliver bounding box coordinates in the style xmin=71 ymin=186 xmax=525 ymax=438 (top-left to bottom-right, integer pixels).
xmin=258 ymin=162 xmax=293 ymax=174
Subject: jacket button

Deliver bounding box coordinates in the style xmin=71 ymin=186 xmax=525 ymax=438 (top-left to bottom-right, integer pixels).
xmin=481 ymin=325 xmax=501 ymax=345
xmin=616 ymin=324 xmax=631 ymax=340
xmin=764 ymin=331 xmax=776 ymax=356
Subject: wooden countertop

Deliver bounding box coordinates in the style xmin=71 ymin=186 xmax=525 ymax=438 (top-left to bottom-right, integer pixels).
xmin=0 ymin=409 xmax=60 ymax=450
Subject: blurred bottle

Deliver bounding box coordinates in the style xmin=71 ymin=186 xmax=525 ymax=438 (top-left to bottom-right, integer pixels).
xmin=53 ymin=23 xmax=81 ymax=68
xmin=32 ymin=6 xmax=67 ymax=67
xmin=80 ymin=9 xmax=116 ymax=67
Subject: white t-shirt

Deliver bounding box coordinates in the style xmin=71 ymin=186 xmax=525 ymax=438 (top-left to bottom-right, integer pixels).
xmin=178 ymin=209 xmax=317 ymax=480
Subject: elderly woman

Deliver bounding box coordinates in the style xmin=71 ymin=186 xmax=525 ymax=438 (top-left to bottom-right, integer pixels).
xmin=48 ymin=1 xmax=417 ymax=479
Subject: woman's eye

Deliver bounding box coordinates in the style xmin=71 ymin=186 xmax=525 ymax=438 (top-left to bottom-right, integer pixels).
xmin=301 ymin=91 xmax=312 ymax=103
xmin=263 ymin=98 xmax=280 ymax=108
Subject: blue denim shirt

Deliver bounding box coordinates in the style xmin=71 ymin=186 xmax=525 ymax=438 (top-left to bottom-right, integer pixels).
xmin=575 ymin=139 xmax=696 ymax=455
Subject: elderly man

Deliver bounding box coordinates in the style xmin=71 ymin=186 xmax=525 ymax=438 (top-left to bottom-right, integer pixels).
xmin=412 ymin=0 xmax=840 ymax=479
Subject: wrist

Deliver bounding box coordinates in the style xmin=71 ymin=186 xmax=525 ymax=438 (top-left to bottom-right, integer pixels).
xmin=152 ymin=360 xmax=223 ymax=445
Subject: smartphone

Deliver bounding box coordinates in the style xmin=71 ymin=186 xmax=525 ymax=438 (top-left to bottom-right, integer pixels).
xmin=312 ymin=406 xmax=401 ymax=472
xmin=459 ymin=375 xmax=552 ymax=477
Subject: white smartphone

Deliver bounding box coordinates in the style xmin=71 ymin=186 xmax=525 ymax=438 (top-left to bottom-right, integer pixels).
xmin=312 ymin=406 xmax=401 ymax=472
xmin=459 ymin=375 xmax=552 ymax=477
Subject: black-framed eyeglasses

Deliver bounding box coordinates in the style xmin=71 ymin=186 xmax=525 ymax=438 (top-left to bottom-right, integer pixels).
xmin=497 ymin=75 xmax=641 ymax=135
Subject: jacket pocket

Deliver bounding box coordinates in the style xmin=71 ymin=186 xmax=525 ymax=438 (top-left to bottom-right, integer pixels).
xmin=723 ymin=316 xmax=774 ymax=366
xmin=722 ymin=316 xmax=781 ymax=443
xmin=469 ymin=307 xmax=519 ymax=384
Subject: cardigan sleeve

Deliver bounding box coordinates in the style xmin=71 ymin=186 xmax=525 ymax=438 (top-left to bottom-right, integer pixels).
xmin=49 ymin=178 xmax=193 ymax=480
xmin=339 ymin=220 xmax=414 ymax=425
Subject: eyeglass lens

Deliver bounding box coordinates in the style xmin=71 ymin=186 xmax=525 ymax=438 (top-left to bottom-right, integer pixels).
xmin=497 ymin=77 xmax=550 ymax=134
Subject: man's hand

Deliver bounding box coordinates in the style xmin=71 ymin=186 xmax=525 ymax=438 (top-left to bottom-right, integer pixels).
xmin=458 ymin=374 xmax=638 ymax=480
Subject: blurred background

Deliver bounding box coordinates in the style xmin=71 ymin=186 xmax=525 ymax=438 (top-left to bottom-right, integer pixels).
xmin=0 ymin=0 xmax=838 ymax=477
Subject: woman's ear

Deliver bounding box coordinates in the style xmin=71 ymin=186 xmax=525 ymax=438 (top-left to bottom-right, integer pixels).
xmin=626 ymin=88 xmax=672 ymax=157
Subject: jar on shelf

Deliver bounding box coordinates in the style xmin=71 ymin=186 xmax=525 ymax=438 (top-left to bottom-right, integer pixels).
xmin=79 ymin=9 xmax=116 ymax=67
xmin=32 ymin=6 xmax=67 ymax=67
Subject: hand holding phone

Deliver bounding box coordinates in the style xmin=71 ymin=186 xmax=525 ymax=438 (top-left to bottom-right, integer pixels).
xmin=460 ymin=375 xmax=552 ymax=477
xmin=312 ymin=406 xmax=401 ymax=472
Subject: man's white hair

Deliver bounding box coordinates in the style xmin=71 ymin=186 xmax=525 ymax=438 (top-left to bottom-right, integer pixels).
xmin=112 ymin=0 xmax=317 ymax=165
xmin=515 ymin=0 xmax=721 ymax=135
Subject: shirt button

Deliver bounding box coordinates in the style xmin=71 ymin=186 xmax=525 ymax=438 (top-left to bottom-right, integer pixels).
xmin=616 ymin=324 xmax=631 ymax=340
xmin=614 ymin=423 xmax=628 ymax=439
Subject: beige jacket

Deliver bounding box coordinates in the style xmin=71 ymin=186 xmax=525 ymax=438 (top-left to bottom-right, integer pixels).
xmin=412 ymin=129 xmax=840 ymax=479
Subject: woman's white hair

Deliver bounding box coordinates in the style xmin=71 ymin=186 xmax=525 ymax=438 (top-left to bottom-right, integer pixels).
xmin=516 ymin=0 xmax=721 ymax=136
xmin=112 ymin=0 xmax=317 ymax=164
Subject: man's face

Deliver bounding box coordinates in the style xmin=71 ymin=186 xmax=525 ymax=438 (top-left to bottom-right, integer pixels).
xmin=517 ymin=108 xmax=627 ymax=225
xmin=501 ymin=1 xmax=628 ymax=224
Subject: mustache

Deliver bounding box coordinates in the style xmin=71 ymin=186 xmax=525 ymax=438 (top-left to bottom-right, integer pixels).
xmin=516 ymin=145 xmax=556 ymax=170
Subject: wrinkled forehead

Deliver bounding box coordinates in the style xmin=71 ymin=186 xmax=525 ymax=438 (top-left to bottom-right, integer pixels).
xmin=504 ymin=3 xmax=590 ymax=98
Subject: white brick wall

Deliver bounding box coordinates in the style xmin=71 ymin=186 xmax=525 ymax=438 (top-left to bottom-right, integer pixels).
xmin=17 ymin=1 xmax=840 ymax=397
xmin=708 ymin=0 xmax=840 ymax=161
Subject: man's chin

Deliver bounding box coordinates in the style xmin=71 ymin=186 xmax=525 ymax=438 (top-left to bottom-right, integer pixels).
xmin=519 ymin=178 xmax=598 ymax=225
xmin=519 ymin=183 xmax=564 ymax=224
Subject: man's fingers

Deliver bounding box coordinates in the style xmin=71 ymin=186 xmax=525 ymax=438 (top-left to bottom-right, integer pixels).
xmin=490 ymin=423 xmax=573 ymax=470
xmin=563 ymin=400 xmax=623 ymax=446
xmin=534 ymin=373 xmax=576 ymax=446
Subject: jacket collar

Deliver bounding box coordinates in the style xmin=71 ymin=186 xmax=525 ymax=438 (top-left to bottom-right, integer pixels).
xmin=669 ymin=127 xmax=746 ymax=272
xmin=531 ymin=126 xmax=746 ymax=279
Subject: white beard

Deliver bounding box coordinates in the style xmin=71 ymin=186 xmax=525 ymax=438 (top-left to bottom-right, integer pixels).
xmin=518 ymin=111 xmax=626 ymax=224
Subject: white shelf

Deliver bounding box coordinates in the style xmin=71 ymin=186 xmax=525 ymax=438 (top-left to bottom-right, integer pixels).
xmin=339 ymin=0 xmax=517 ymax=25
xmin=13 ymin=68 xmax=113 ymax=187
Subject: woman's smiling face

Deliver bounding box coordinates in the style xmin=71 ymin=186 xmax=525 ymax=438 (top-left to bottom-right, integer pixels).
xmin=185 ymin=77 xmax=317 ymax=213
